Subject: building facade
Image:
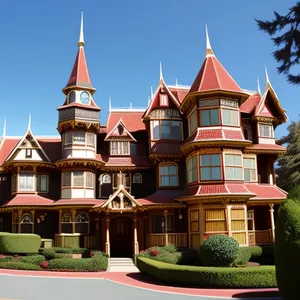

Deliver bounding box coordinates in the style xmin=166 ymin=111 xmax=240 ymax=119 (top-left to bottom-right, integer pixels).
xmin=0 ymin=16 xmax=288 ymax=257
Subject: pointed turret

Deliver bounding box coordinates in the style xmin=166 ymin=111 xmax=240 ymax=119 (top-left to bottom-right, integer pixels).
xmin=63 ymin=12 xmax=95 ymax=95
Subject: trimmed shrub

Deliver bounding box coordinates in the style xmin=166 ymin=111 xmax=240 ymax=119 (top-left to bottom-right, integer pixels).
xmin=234 ymin=247 xmax=251 ymax=266
xmin=275 ymin=199 xmax=300 ymax=300
xmin=0 ymin=233 xmax=41 ymax=254
xmin=0 ymin=261 xmax=41 ymax=270
xmin=54 ymin=253 xmax=73 ymax=259
xmin=43 ymin=248 xmax=56 ymax=260
xmin=0 ymin=256 xmax=15 ymax=263
xmin=137 ymin=257 xmax=276 ymax=288
xmin=199 ymin=235 xmax=239 ymax=267
xmin=19 ymin=255 xmax=45 ymax=265
xmin=247 ymin=246 xmax=263 ymax=262
xmin=162 ymin=244 xmax=177 ymax=253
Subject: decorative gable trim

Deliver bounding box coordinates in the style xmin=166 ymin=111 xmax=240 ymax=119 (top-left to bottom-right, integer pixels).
xmin=104 ymin=119 xmax=137 ymax=141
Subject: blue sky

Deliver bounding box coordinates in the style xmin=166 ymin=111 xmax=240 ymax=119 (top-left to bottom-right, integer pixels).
xmin=0 ymin=0 xmax=297 ymax=138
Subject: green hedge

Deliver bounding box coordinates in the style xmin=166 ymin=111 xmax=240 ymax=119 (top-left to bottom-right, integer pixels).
xmin=136 ymin=257 xmax=276 ymax=288
xmin=0 ymin=261 xmax=41 ymax=270
xmin=234 ymin=247 xmax=251 ymax=266
xmin=19 ymin=255 xmax=45 ymax=265
xmin=275 ymin=199 xmax=300 ymax=300
xmin=0 ymin=233 xmax=41 ymax=254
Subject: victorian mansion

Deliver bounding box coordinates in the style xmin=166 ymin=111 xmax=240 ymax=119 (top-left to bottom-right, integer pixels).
xmin=0 ymin=15 xmax=288 ymax=257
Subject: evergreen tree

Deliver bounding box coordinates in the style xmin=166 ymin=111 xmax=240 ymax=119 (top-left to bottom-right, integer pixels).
xmin=256 ymin=2 xmax=300 ymax=85
xmin=276 ymin=121 xmax=300 ymax=191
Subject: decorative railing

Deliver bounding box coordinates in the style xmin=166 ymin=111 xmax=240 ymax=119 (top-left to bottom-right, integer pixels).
xmin=248 ymin=230 xmax=273 ymax=246
xmin=148 ymin=233 xmax=188 ymax=248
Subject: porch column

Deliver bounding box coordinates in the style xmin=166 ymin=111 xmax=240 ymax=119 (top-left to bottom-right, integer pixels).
xmin=18 ymin=209 xmax=22 ymax=233
xmin=164 ymin=210 xmax=168 ymax=246
xmin=58 ymin=209 xmax=62 ymax=234
xmin=31 ymin=210 xmax=35 ymax=233
xmin=133 ymin=217 xmax=139 ymax=256
xmin=269 ymin=204 xmax=275 ymax=242
xmin=105 ymin=215 xmax=110 ymax=256
xmin=71 ymin=209 xmax=76 ymax=234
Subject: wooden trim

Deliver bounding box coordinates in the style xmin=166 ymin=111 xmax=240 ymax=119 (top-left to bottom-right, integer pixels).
xmin=158 ymin=163 xmax=179 ymax=188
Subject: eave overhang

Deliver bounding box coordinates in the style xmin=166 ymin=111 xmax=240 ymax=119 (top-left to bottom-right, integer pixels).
xmin=55 ymin=158 xmax=104 ymax=169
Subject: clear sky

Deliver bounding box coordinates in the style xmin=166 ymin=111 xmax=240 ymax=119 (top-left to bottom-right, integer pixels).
xmin=0 ymin=0 xmax=297 ymax=139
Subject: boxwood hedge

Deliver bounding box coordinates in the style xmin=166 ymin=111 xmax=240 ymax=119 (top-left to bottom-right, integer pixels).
xmin=0 ymin=261 xmax=41 ymax=270
xmin=136 ymin=257 xmax=276 ymax=288
xmin=0 ymin=233 xmax=41 ymax=254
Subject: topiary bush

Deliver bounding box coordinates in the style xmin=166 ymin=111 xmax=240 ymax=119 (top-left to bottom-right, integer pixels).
xmin=234 ymin=247 xmax=251 ymax=266
xmin=199 ymin=235 xmax=239 ymax=267
xmin=247 ymin=246 xmax=263 ymax=262
xmin=275 ymin=199 xmax=300 ymax=300
xmin=0 ymin=233 xmax=41 ymax=254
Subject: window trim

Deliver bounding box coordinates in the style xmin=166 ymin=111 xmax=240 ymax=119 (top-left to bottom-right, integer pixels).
xmin=110 ymin=141 xmax=130 ymax=155
xmin=158 ymin=164 xmax=179 ymax=187
xmin=36 ymin=174 xmax=49 ymax=193
xmin=152 ymin=119 xmax=182 ymax=141
xmin=224 ymin=153 xmax=243 ymax=180
xmin=186 ymin=155 xmax=198 ymax=183
xmin=18 ymin=172 xmax=35 ymax=192
xmin=221 ymin=108 xmax=240 ymax=126
xmin=133 ymin=173 xmax=142 ymax=184
xmin=243 ymin=155 xmax=257 ymax=182
xmin=64 ymin=131 xmax=95 ymax=147
xmin=187 ymin=107 xmax=198 ymax=136
xmin=199 ymin=108 xmax=220 ymax=126
xmin=258 ymin=123 xmax=274 ymax=138
xmin=61 ymin=171 xmax=95 ymax=189
xmin=199 ymin=153 xmax=222 ymax=181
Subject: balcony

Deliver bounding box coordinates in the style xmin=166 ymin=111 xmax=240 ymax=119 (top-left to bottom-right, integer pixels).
xmin=58 ymin=107 xmax=100 ymax=123
xmin=248 ymin=230 xmax=273 ymax=246
xmin=148 ymin=233 xmax=188 ymax=248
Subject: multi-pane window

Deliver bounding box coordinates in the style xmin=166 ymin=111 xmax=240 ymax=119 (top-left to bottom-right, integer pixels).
xmin=200 ymin=109 xmax=219 ymax=126
xmin=259 ymin=124 xmax=273 ymax=137
xmin=73 ymin=171 xmax=85 ymax=187
xmin=64 ymin=131 xmax=95 ymax=147
xmin=62 ymin=172 xmax=71 ymax=187
xmin=62 ymin=171 xmax=94 ymax=188
xmin=159 ymin=165 xmax=178 ymax=187
xmin=187 ymin=156 xmax=198 ymax=183
xmin=244 ymin=158 xmax=257 ymax=182
xmin=73 ymin=131 xmax=85 ymax=143
xmin=87 ymin=133 xmax=95 ymax=146
xmin=200 ymin=154 xmax=221 ymax=180
xmin=110 ymin=141 xmax=130 ymax=155
xmin=222 ymin=109 xmax=239 ymax=126
xmin=153 ymin=120 xmax=182 ymax=140
xmin=188 ymin=109 xmax=198 ymax=135
xmin=18 ymin=172 xmax=34 ymax=191
xmin=86 ymin=172 xmax=94 ymax=188
xmin=36 ymin=174 xmax=48 ymax=192
xmin=65 ymin=132 xmax=72 ymax=145
xmin=224 ymin=154 xmax=243 ymax=180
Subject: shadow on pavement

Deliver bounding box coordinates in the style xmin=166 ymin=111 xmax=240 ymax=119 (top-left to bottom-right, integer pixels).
xmin=232 ymin=291 xmax=282 ymax=299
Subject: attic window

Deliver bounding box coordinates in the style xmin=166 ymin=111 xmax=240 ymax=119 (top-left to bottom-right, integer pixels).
xmin=118 ymin=124 xmax=124 ymax=135
xmin=159 ymin=94 xmax=169 ymax=106
xmin=25 ymin=149 xmax=32 ymax=158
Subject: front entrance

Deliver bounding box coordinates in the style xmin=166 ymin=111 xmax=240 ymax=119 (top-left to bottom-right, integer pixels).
xmin=110 ymin=216 xmax=133 ymax=257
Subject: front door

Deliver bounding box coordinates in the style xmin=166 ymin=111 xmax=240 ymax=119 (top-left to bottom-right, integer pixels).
xmin=111 ymin=216 xmax=133 ymax=257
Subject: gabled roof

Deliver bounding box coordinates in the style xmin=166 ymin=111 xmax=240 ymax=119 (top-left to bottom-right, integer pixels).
xmin=240 ymin=92 xmax=261 ymax=114
xmin=104 ymin=119 xmax=137 ymax=141
xmin=188 ymin=27 xmax=242 ymax=95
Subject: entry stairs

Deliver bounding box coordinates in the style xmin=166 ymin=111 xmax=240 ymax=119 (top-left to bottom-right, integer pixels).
xmin=108 ymin=257 xmax=140 ymax=273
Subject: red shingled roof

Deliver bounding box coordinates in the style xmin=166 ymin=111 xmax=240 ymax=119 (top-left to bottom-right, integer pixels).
xmin=223 ymin=130 xmax=244 ymax=140
xmin=98 ymin=155 xmax=152 ymax=167
xmin=2 ymin=194 xmax=54 ymax=207
xmin=37 ymin=138 xmax=62 ymax=162
xmin=245 ymin=184 xmax=287 ymax=200
xmin=189 ymin=55 xmax=242 ymax=94
xmin=240 ymin=93 xmax=261 ymax=114
xmin=106 ymin=111 xmax=145 ymax=133
xmin=53 ymin=199 xmax=105 ymax=206
xmin=150 ymin=142 xmax=181 ymax=155
xmin=169 ymin=86 xmax=189 ymax=103
xmin=0 ymin=138 xmax=19 ymax=165
xmin=57 ymin=100 xmax=100 ymax=111
xmin=137 ymin=190 xmax=184 ymax=205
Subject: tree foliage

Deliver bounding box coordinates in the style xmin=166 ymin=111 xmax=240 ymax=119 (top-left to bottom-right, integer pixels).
xmin=276 ymin=121 xmax=300 ymax=191
xmin=256 ymin=2 xmax=300 ymax=85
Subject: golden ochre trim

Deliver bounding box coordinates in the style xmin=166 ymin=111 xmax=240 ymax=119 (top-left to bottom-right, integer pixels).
xmin=101 ymin=166 xmax=152 ymax=171
xmin=0 ymin=206 xmax=55 ymax=212
xmin=55 ymin=158 xmax=104 ymax=169
xmin=251 ymin=116 xmax=280 ymax=124
xmin=2 ymin=161 xmax=56 ymax=172
xmin=57 ymin=120 xmax=100 ymax=134
xmin=149 ymin=154 xmax=182 ymax=164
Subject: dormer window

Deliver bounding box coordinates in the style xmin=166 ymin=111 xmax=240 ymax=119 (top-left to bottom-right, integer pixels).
xmin=110 ymin=141 xmax=130 ymax=155
xmin=259 ymin=123 xmax=274 ymax=138
xmin=153 ymin=120 xmax=182 ymax=140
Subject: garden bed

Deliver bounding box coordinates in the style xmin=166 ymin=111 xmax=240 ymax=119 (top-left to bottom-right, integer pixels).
xmin=136 ymin=257 xmax=276 ymax=288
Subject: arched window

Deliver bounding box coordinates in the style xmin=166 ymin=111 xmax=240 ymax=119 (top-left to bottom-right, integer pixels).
xmin=99 ymin=174 xmax=112 ymax=198
xmin=75 ymin=212 xmax=89 ymax=234
xmin=133 ymin=173 xmax=142 ymax=184
xmin=21 ymin=213 xmax=33 ymax=223
xmin=76 ymin=212 xmax=89 ymax=223
xmin=68 ymin=91 xmax=76 ymax=104
xmin=61 ymin=213 xmax=71 ymax=223
xmin=101 ymin=174 xmax=111 ymax=184
xmin=21 ymin=213 xmax=33 ymax=233
xmin=61 ymin=213 xmax=72 ymax=233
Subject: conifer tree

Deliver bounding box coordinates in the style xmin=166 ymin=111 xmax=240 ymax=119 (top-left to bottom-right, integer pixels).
xmin=256 ymin=2 xmax=300 ymax=85
xmin=276 ymin=121 xmax=300 ymax=190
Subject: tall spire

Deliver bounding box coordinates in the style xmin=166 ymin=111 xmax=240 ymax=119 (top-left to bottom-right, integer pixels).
xmin=78 ymin=11 xmax=84 ymax=47
xmin=205 ymin=24 xmax=214 ymax=57
xmin=27 ymin=114 xmax=31 ymax=131
xmin=150 ymin=86 xmax=154 ymax=99
xmin=160 ymin=62 xmax=163 ymax=81
xmin=257 ymin=76 xmax=261 ymax=95
xmin=2 ymin=118 xmax=6 ymax=138
xmin=265 ymin=65 xmax=271 ymax=89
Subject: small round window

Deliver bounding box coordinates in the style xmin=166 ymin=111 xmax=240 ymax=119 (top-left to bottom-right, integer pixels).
xmin=68 ymin=91 xmax=76 ymax=104
xmin=80 ymin=91 xmax=90 ymax=104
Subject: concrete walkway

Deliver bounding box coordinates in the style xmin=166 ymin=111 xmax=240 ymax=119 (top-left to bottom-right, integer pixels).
xmin=108 ymin=257 xmax=140 ymax=273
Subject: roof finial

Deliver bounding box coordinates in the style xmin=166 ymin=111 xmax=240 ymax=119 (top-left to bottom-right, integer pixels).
xmin=150 ymin=86 xmax=154 ymax=99
xmin=78 ymin=11 xmax=84 ymax=47
xmin=148 ymin=96 xmax=151 ymax=105
xmin=109 ymin=96 xmax=112 ymax=111
xmin=265 ymin=65 xmax=271 ymax=88
xmin=27 ymin=114 xmax=31 ymax=131
xmin=2 ymin=118 xmax=6 ymax=138
xmin=257 ymin=76 xmax=261 ymax=95
xmin=205 ymin=24 xmax=214 ymax=57
xmin=176 ymin=78 xmax=179 ymax=87
xmin=160 ymin=62 xmax=163 ymax=80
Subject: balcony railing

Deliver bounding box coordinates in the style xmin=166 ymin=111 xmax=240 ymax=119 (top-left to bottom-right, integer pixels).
xmin=148 ymin=233 xmax=188 ymax=248
xmin=248 ymin=230 xmax=273 ymax=246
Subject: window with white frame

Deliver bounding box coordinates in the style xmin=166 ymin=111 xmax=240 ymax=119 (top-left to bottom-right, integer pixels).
xmin=62 ymin=171 xmax=94 ymax=188
xmin=153 ymin=120 xmax=182 ymax=140
xmin=187 ymin=156 xmax=198 ymax=183
xmin=86 ymin=132 xmax=95 ymax=146
xmin=222 ymin=109 xmax=239 ymax=126
xmin=18 ymin=172 xmax=34 ymax=191
xmin=200 ymin=109 xmax=220 ymax=126
xmin=64 ymin=131 xmax=95 ymax=147
xmin=62 ymin=172 xmax=71 ymax=187
xmin=36 ymin=174 xmax=48 ymax=192
xmin=243 ymin=157 xmax=257 ymax=182
xmin=188 ymin=109 xmax=198 ymax=135
xmin=73 ymin=131 xmax=85 ymax=144
xmin=200 ymin=154 xmax=222 ymax=181
xmin=110 ymin=141 xmax=130 ymax=155
xmin=86 ymin=172 xmax=95 ymax=188
xmin=73 ymin=171 xmax=84 ymax=186
xmin=65 ymin=132 xmax=72 ymax=145
xmin=224 ymin=154 xmax=243 ymax=180
xmin=159 ymin=165 xmax=179 ymax=187
xmin=259 ymin=123 xmax=274 ymax=138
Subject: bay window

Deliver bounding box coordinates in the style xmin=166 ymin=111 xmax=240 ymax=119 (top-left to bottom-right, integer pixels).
xmin=187 ymin=156 xmax=198 ymax=183
xmin=153 ymin=120 xmax=182 ymax=140
xmin=222 ymin=109 xmax=239 ymax=126
xmin=36 ymin=174 xmax=48 ymax=192
xmin=200 ymin=154 xmax=222 ymax=180
xmin=19 ymin=172 xmax=34 ymax=191
xmin=188 ymin=109 xmax=198 ymax=135
xmin=244 ymin=157 xmax=257 ymax=182
xmin=110 ymin=141 xmax=130 ymax=155
xmin=73 ymin=131 xmax=85 ymax=143
xmin=159 ymin=165 xmax=179 ymax=187
xmin=259 ymin=124 xmax=273 ymax=138
xmin=200 ymin=109 xmax=220 ymax=126
xmin=62 ymin=171 xmax=95 ymax=188
xmin=224 ymin=154 xmax=243 ymax=180
xmin=64 ymin=131 xmax=95 ymax=147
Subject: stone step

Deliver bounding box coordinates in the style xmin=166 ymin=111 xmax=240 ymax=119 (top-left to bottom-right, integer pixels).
xmin=108 ymin=257 xmax=139 ymax=273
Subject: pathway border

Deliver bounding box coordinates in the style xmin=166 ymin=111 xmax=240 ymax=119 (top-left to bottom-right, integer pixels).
xmin=0 ymin=269 xmax=281 ymax=299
